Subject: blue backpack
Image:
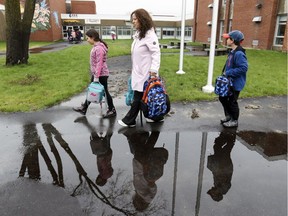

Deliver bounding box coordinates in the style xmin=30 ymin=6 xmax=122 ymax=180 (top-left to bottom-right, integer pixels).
xmin=214 ymin=75 xmax=233 ymax=97
xmin=141 ymin=77 xmax=170 ymax=119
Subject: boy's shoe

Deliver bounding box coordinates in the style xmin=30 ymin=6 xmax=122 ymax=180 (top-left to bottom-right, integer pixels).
xmin=146 ymin=118 xmax=164 ymax=123
xmin=72 ymin=104 xmax=87 ymax=115
xmin=103 ymin=108 xmax=116 ymax=118
xmin=223 ymin=120 xmax=238 ymax=128
xmin=117 ymin=120 xmax=136 ymax=128
xmin=220 ymin=115 xmax=231 ymax=124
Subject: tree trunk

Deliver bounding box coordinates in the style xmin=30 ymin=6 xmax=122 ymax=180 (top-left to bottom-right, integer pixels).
xmin=5 ymin=0 xmax=36 ymax=65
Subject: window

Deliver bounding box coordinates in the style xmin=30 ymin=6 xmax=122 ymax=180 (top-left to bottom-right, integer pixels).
xmin=101 ymin=26 xmax=111 ymax=36
xmin=163 ymin=28 xmax=175 ymax=36
xmin=274 ymin=15 xmax=287 ymax=46
xmin=219 ymin=21 xmax=224 ymax=42
xmin=185 ymin=27 xmax=192 ymax=37
xmin=177 ymin=28 xmax=181 ymax=37
xmin=155 ymin=27 xmax=161 ymax=38
xmin=117 ymin=26 xmax=131 ymax=36
xmin=175 ymin=27 xmax=191 ymax=37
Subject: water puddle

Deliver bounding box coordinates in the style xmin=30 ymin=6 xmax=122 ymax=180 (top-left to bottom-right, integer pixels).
xmin=0 ymin=117 xmax=286 ymax=216
xmin=29 ymin=45 xmax=68 ymax=54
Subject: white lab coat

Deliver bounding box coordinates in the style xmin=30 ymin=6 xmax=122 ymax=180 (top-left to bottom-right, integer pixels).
xmin=131 ymin=28 xmax=161 ymax=92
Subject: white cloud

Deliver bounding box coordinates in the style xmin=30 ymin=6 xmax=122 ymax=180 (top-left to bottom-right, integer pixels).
xmin=95 ymin=0 xmax=194 ymax=17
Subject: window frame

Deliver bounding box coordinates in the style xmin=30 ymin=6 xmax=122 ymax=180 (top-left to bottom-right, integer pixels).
xmin=274 ymin=15 xmax=287 ymax=46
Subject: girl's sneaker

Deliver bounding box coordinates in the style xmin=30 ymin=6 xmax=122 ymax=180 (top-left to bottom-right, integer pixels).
xmin=103 ymin=108 xmax=116 ymax=118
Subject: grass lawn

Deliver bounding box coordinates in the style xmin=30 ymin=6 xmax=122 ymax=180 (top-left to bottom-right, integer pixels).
xmin=0 ymin=39 xmax=287 ymax=112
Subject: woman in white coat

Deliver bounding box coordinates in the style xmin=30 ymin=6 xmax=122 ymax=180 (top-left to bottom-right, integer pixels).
xmin=118 ymin=8 xmax=161 ymax=127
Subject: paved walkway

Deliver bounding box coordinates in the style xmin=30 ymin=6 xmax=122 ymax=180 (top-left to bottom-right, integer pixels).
xmin=0 ymin=42 xmax=286 ymax=133
xmin=0 ymin=41 xmax=286 ymax=216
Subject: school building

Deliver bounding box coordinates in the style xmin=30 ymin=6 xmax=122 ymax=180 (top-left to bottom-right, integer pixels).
xmin=193 ymin=0 xmax=287 ymax=51
xmin=0 ymin=0 xmax=287 ymax=51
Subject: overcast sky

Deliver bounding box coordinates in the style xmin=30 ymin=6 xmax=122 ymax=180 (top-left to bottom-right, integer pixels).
xmin=95 ymin=0 xmax=194 ymax=17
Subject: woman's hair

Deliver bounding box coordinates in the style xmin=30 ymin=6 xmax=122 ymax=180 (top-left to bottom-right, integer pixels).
xmin=85 ymin=28 xmax=108 ymax=49
xmin=131 ymin=8 xmax=155 ymax=39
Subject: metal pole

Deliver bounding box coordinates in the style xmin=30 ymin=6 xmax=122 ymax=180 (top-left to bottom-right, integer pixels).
xmin=202 ymin=0 xmax=219 ymax=93
xmin=171 ymin=132 xmax=180 ymax=215
xmin=176 ymin=0 xmax=187 ymax=74
xmin=195 ymin=132 xmax=208 ymax=216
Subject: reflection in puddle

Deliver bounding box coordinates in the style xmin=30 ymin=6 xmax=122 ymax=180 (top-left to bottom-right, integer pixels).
xmin=0 ymin=121 xmax=286 ymax=216
xmin=237 ymin=131 xmax=287 ymax=161
xmin=207 ymin=130 xmax=236 ymax=202
xmin=29 ymin=45 xmax=68 ymax=53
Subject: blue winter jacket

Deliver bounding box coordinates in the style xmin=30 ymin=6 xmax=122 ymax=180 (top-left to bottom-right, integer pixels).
xmin=225 ymin=46 xmax=248 ymax=91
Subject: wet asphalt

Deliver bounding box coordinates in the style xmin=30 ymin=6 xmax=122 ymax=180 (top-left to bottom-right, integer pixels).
xmin=0 ymin=42 xmax=287 ymax=216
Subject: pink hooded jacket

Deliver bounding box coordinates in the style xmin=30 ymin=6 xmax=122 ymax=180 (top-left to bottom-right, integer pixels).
xmin=90 ymin=42 xmax=109 ymax=80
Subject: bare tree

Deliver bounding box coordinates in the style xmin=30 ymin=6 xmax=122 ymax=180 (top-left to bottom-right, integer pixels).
xmin=5 ymin=0 xmax=36 ymax=65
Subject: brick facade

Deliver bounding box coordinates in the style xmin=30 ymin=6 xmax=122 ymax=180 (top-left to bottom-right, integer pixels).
xmin=30 ymin=0 xmax=67 ymax=42
xmin=232 ymin=0 xmax=278 ymax=50
xmin=71 ymin=1 xmax=96 ymax=14
xmin=193 ymin=0 xmax=287 ymax=51
xmin=194 ymin=0 xmax=215 ymax=43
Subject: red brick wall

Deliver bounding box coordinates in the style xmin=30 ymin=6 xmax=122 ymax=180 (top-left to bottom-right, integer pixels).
xmin=194 ymin=0 xmax=287 ymax=51
xmin=49 ymin=0 xmax=67 ymax=41
xmin=71 ymin=1 xmax=96 ymax=14
xmin=194 ymin=0 xmax=214 ymax=43
xmin=232 ymin=0 xmax=278 ymax=50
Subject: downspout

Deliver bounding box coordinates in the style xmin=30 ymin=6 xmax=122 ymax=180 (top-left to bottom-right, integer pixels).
xmin=193 ymin=0 xmax=198 ymax=42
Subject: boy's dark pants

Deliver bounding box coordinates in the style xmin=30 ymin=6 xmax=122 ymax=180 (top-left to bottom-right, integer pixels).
xmin=219 ymin=91 xmax=240 ymax=120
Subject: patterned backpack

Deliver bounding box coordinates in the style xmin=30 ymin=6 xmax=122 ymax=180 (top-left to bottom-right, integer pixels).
xmin=214 ymin=75 xmax=233 ymax=97
xmin=141 ymin=77 xmax=170 ymax=119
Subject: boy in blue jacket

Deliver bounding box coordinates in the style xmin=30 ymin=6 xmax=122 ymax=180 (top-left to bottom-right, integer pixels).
xmin=220 ymin=30 xmax=248 ymax=128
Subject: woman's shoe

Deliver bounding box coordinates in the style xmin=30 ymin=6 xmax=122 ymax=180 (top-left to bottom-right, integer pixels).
xmin=146 ymin=118 xmax=164 ymax=123
xmin=117 ymin=120 xmax=136 ymax=128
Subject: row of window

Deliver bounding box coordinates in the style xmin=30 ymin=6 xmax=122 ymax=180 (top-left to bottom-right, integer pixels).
xmin=62 ymin=14 xmax=286 ymax=46
xmin=62 ymin=25 xmax=193 ymax=40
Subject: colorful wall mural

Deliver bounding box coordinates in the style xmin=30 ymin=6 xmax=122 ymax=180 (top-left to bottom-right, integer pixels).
xmin=20 ymin=0 xmax=51 ymax=32
xmin=31 ymin=0 xmax=51 ymax=32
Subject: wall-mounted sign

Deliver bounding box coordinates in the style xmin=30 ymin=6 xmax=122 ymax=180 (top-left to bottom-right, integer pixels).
xmin=62 ymin=19 xmax=85 ymax=25
xmin=85 ymin=19 xmax=101 ymax=24
xmin=69 ymin=14 xmax=78 ymax=18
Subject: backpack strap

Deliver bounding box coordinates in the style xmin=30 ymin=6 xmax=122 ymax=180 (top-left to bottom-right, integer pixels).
xmin=142 ymin=77 xmax=167 ymax=103
xmin=221 ymin=64 xmax=226 ymax=75
xmin=142 ymin=77 xmax=161 ymax=101
xmin=222 ymin=46 xmax=245 ymax=75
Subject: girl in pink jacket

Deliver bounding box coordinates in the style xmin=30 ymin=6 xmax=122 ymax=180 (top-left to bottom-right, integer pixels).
xmin=118 ymin=8 xmax=161 ymax=128
xmin=73 ymin=29 xmax=116 ymax=118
